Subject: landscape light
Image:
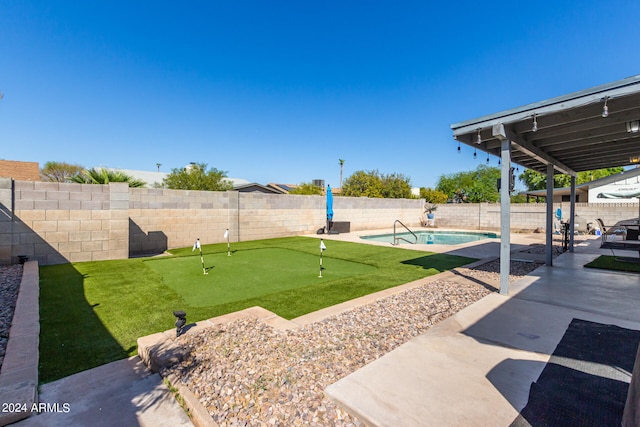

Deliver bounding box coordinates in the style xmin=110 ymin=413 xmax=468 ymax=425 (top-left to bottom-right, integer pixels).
xmin=173 ymin=310 xmax=187 ymax=337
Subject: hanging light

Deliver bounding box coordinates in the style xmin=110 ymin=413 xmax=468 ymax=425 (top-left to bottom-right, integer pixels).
xmin=627 ymin=120 xmax=640 ymax=133
xmin=473 ymin=148 xmax=477 ymax=159
xmin=532 ymin=113 xmax=538 ymax=132
xmin=476 ymin=128 xmax=482 ymax=144
xmin=486 ymin=154 xmax=490 ymax=164
xmin=457 ymin=140 xmax=461 ymax=154
xmin=602 ymin=96 xmax=609 ymax=118
xmin=498 ymin=158 xmax=501 ymax=165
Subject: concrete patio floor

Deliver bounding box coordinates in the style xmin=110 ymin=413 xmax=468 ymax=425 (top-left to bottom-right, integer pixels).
xmin=325 ymin=235 xmax=640 ymax=426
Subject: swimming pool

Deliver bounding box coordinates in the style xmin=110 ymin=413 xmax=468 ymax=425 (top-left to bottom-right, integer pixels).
xmin=361 ymin=230 xmax=499 ymax=245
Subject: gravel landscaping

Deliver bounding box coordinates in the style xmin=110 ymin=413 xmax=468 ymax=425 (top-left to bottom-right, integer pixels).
xmin=0 ymin=264 xmax=23 ymax=370
xmin=163 ymin=259 xmax=542 ymax=426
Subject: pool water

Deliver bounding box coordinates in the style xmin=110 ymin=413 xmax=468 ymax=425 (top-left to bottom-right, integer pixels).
xmin=361 ymin=230 xmax=498 ymax=245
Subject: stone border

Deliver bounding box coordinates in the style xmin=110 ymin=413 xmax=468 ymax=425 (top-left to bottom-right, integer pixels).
xmin=0 ymin=261 xmax=39 ymax=426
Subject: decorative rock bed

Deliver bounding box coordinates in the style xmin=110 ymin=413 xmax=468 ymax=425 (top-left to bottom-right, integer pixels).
xmin=0 ymin=265 xmax=22 ymax=370
xmin=161 ymin=260 xmax=542 ymax=426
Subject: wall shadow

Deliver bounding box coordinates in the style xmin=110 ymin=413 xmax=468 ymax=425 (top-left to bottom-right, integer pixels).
xmin=129 ymin=219 xmax=168 ymax=257
xmin=1 ymin=204 xmax=132 ymax=384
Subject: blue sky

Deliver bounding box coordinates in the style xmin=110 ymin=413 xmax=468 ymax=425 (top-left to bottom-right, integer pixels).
xmin=1 ymin=1 xmax=639 ymax=188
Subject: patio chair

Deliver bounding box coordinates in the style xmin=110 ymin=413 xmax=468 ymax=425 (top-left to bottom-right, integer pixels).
xmin=595 ymin=218 xmax=612 ymax=246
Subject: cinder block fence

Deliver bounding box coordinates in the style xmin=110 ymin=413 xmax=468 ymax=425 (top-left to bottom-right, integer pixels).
xmin=0 ymin=178 xmax=637 ymax=265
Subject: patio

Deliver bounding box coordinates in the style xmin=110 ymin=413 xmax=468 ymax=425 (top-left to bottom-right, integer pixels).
xmin=325 ymin=237 xmax=640 ymax=426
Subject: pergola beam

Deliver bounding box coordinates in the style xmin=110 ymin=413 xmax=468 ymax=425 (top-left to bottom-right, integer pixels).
xmin=502 ymin=126 xmax=577 ymax=176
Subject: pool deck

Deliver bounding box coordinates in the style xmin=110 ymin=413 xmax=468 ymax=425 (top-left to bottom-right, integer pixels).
xmin=316 ymin=229 xmax=640 ymax=426
xmin=310 ymin=226 xmax=553 ymax=261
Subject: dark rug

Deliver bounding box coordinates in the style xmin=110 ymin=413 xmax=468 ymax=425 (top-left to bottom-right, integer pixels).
xmin=511 ymin=318 xmax=640 ymax=427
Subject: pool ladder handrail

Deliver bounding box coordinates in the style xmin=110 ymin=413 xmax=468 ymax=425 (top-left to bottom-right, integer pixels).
xmin=393 ymin=220 xmax=417 ymax=245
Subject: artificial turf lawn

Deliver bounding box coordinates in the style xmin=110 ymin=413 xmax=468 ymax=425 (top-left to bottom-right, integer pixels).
xmin=584 ymin=255 xmax=640 ymax=273
xmin=39 ymin=236 xmax=476 ymax=383
xmin=144 ymin=248 xmax=376 ymax=306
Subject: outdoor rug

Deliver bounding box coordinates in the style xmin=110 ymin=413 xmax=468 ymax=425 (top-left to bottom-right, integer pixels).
xmin=511 ymin=318 xmax=640 ymax=427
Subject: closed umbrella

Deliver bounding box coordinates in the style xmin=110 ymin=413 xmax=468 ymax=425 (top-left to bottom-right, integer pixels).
xmin=326 ymin=185 xmax=334 ymax=232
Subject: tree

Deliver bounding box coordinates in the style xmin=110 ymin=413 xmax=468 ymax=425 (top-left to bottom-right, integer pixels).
xmin=341 ymin=170 xmax=412 ymax=198
xmin=342 ymin=170 xmax=383 ymax=198
xmin=162 ymin=163 xmax=233 ymax=191
xmin=288 ymin=182 xmax=324 ymax=195
xmin=519 ymin=167 xmax=624 ymax=191
xmin=419 ymin=187 xmax=448 ymax=204
xmin=436 ymin=165 xmax=501 ymax=203
xmin=380 ymin=172 xmax=413 ymax=198
xmin=339 ymin=159 xmax=345 ymax=189
xmin=40 ymin=161 xmax=84 ymax=182
xmin=71 ymin=168 xmax=146 ymax=187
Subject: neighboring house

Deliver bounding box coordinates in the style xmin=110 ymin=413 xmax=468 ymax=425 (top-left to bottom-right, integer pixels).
xmin=0 ymin=160 xmax=40 ymax=181
xmin=268 ymin=183 xmax=297 ymax=193
xmin=109 ymin=168 xmax=167 ymax=187
xmin=524 ymin=167 xmax=640 ymax=203
xmin=108 ymin=167 xmax=272 ymax=192
xmin=233 ymin=183 xmax=287 ymax=194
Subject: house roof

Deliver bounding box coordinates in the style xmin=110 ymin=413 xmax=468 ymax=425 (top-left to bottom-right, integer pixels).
xmin=233 ymin=183 xmax=287 ymax=194
xmin=451 ymin=75 xmax=640 ymax=175
xmin=0 ymin=160 xmax=40 ymax=181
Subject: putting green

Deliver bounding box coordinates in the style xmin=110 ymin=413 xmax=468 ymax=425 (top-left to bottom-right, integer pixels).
xmin=143 ymin=248 xmax=376 ymax=306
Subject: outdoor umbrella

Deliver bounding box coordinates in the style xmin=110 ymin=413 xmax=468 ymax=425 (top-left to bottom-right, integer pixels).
xmin=326 ymin=185 xmax=334 ymax=232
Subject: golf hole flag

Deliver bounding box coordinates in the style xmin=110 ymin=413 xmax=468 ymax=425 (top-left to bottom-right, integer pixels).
xmin=224 ymin=229 xmax=230 ymax=256
xmin=319 ymin=239 xmax=326 ymax=278
xmin=192 ymin=238 xmax=207 ymax=275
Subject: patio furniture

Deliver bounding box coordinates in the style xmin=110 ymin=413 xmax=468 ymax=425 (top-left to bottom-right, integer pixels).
xmin=595 ymin=218 xmax=624 ymax=245
xmin=598 ymin=218 xmax=640 ymax=261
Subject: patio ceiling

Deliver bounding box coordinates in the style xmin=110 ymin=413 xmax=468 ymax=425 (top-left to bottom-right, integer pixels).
xmin=450 ymin=75 xmax=640 ymax=176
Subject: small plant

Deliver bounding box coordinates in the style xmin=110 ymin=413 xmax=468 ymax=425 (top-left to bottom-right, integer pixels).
xmin=424 ymin=203 xmax=438 ymax=214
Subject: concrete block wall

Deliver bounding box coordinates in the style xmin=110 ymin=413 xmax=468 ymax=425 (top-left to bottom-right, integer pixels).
xmin=334 ymin=197 xmax=423 ymax=230
xmin=5 ymin=177 xmax=636 ymax=265
xmin=0 ymin=179 xmax=12 ymax=265
xmin=2 ymin=181 xmax=129 ymax=265
xmin=129 ymin=188 xmax=238 ymax=255
xmin=237 ymin=193 xmax=325 ymax=241
xmin=128 ymin=190 xmax=423 ymax=255
xmin=433 ymin=202 xmax=639 ymax=231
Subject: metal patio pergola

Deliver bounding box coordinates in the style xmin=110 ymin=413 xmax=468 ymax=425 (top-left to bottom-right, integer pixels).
xmin=451 ymin=74 xmax=640 ymax=294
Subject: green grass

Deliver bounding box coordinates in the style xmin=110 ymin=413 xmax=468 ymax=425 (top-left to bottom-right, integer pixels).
xmin=584 ymin=255 xmax=640 ymax=273
xmin=144 ymin=248 xmax=376 ymax=306
xmin=39 ymin=236 xmax=475 ymax=383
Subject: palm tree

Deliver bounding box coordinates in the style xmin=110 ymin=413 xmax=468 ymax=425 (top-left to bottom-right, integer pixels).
xmin=156 ymin=163 xmax=162 ymax=172
xmin=339 ymin=159 xmax=345 ymax=190
xmin=71 ymin=168 xmax=146 ymax=187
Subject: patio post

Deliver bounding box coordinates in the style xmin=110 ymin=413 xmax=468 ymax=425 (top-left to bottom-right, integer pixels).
xmin=546 ymin=163 xmax=554 ymax=266
xmin=498 ymin=130 xmax=511 ymax=295
xmin=569 ymin=175 xmax=576 ymax=252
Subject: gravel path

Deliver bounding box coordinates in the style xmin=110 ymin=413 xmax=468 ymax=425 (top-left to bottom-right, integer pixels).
xmin=0 ymin=264 xmax=23 ymax=370
xmin=163 ymin=260 xmax=542 ymax=426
